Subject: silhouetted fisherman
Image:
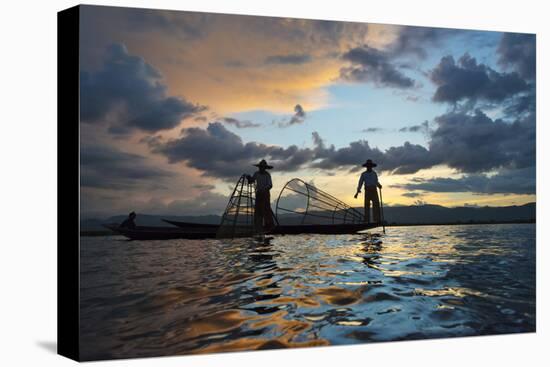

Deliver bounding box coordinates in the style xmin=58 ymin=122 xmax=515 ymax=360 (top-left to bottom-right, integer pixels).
xmin=354 ymin=159 xmax=382 ymax=223
xmin=247 ymin=160 xmax=275 ymax=233
xmin=119 ymin=211 xmax=137 ymax=229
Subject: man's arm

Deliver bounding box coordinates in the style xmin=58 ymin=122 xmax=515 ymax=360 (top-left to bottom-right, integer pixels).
xmin=376 ymin=172 xmax=382 ymax=189
xmin=246 ymin=172 xmax=257 ymax=184
xmin=354 ymin=173 xmax=364 ymax=199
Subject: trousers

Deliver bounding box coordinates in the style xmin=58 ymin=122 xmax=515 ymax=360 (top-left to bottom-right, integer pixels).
xmin=364 ymin=187 xmax=381 ymax=223
xmin=255 ymin=190 xmax=275 ymax=231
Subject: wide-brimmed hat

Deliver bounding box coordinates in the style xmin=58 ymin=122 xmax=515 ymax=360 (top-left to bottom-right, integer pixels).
xmin=362 ymin=159 xmax=377 ymax=167
xmin=253 ymin=159 xmax=273 ymax=169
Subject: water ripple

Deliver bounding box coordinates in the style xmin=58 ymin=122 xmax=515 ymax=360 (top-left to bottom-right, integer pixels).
xmin=79 ymin=223 xmax=535 ymax=360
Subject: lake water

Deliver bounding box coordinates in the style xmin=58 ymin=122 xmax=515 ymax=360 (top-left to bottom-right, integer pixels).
xmin=79 ymin=223 xmax=536 ymax=360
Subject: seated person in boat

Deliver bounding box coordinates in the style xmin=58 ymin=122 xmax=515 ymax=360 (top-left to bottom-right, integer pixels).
xmin=354 ymin=159 xmax=382 ymax=223
xmin=247 ymin=160 xmax=275 ymax=233
xmin=119 ymin=211 xmax=137 ymax=229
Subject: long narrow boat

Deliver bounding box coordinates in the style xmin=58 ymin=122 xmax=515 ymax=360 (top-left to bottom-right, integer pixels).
xmin=162 ymin=220 xmax=380 ymax=235
xmin=104 ymin=221 xmax=380 ymax=240
xmin=272 ymin=223 xmax=379 ymax=235
xmin=103 ymin=224 xmax=217 ymax=240
xmin=162 ymin=219 xmax=219 ymax=229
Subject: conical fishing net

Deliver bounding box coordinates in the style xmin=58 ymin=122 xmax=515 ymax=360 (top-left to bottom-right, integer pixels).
xmin=216 ymin=175 xmax=257 ymax=238
xmin=275 ymin=178 xmax=364 ymax=225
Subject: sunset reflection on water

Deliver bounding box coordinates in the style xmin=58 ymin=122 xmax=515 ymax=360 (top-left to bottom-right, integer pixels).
xmin=79 ymin=223 xmax=535 ymax=360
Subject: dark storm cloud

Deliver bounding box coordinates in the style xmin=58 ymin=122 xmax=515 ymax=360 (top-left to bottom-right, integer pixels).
xmin=390 ymin=26 xmax=458 ymax=59
xmin=148 ymin=122 xmax=317 ymax=179
xmin=311 ymin=136 xmax=434 ymax=175
xmin=278 ymin=104 xmax=306 ymax=127
xmin=124 ymin=8 xmax=207 ymax=40
xmin=81 ymin=145 xmax=175 ymax=190
xmin=265 ymin=54 xmax=312 ymax=65
xmin=383 ymin=142 xmax=437 ymax=174
xmin=392 ymin=167 xmax=535 ymax=195
xmin=148 ymin=108 xmax=535 ymax=180
xmin=311 ymin=139 xmax=384 ymax=171
xmin=80 ymin=43 xmax=205 ymax=134
xmin=429 ymin=109 xmax=535 ymax=173
xmin=314 ymin=109 xmax=534 ymax=175
xmin=222 ymin=117 xmax=261 ymax=129
xmin=340 ymin=45 xmax=415 ymax=88
xmin=430 ymin=54 xmax=528 ymax=104
xmin=497 ymin=33 xmax=536 ymax=80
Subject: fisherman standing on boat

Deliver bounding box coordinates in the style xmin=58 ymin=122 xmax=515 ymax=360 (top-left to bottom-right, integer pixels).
xmin=354 ymin=159 xmax=382 ymax=223
xmin=247 ymin=160 xmax=275 ymax=233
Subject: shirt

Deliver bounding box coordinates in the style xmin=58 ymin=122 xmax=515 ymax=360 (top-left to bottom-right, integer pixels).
xmin=251 ymin=171 xmax=272 ymax=192
xmin=357 ymin=170 xmax=379 ymax=191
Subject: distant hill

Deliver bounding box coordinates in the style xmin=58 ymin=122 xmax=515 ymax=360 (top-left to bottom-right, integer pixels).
xmin=81 ymin=202 xmax=535 ymax=231
xmin=379 ymin=202 xmax=535 ymax=225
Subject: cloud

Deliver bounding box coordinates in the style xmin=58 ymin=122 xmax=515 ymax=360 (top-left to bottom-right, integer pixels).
xmin=192 ymin=183 xmax=216 ymax=191
xmin=278 ymin=104 xmax=307 ymax=127
xmin=340 ymin=45 xmax=415 ymax=88
xmin=222 ymin=117 xmax=261 ymax=128
xmin=80 ymin=43 xmax=205 ymax=134
xmin=399 ymin=121 xmax=430 ymax=133
xmin=390 ymin=26 xmax=457 ymax=59
xmin=265 ymin=54 xmax=312 ymax=65
xmin=123 ymin=7 xmax=208 ymax=41
xmin=428 ymin=109 xmax=535 ymax=173
xmin=147 ymin=108 xmax=535 ymax=181
xmin=497 ymin=33 xmax=536 ymax=80
xmin=402 ymin=192 xmax=423 ymax=198
xmin=362 ymin=127 xmax=385 ymax=133
xmin=430 ymin=53 xmax=528 ymax=104
xmin=311 ymin=136 xmax=433 ymax=175
xmin=81 ymin=144 xmax=175 ymax=190
xmin=148 ymin=122 xmax=316 ymax=178
xmin=313 ymin=109 xmax=534 ymax=175
xmin=392 ymin=167 xmax=535 ymax=195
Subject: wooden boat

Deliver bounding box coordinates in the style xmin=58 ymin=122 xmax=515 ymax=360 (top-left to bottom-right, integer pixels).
xmin=103 ymin=224 xmax=217 ymax=240
xmin=271 ymin=223 xmax=379 ymax=235
xmin=104 ymin=177 xmax=382 ymax=240
xmin=162 ymin=220 xmax=379 ymax=235
xmin=162 ymin=219 xmax=218 ymax=229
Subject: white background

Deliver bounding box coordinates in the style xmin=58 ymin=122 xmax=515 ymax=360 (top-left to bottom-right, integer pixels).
xmin=0 ymin=0 xmax=547 ymax=366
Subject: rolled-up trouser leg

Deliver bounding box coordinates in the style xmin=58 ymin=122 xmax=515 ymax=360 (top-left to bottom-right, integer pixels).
xmin=365 ymin=187 xmax=380 ymax=223
xmin=364 ymin=191 xmax=370 ymax=223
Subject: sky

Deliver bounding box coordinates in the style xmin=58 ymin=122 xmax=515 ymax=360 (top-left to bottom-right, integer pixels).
xmin=78 ymin=5 xmax=536 ymax=219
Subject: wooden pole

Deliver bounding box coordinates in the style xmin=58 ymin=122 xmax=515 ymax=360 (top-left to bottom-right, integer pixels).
xmin=379 ymin=187 xmax=386 ymax=234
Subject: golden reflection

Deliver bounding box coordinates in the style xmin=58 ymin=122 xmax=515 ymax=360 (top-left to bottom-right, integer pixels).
xmin=262 ymin=296 xmax=320 ymax=308
xmin=151 ymin=286 xmax=230 ymax=309
xmin=414 ymin=287 xmax=488 ymax=298
xmin=183 ymin=310 xmax=248 ymax=339
xmin=337 ymin=320 xmax=363 ymax=326
xmin=198 ymin=337 xmax=330 ymax=354
xmin=315 ymin=286 xmax=368 ymax=306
